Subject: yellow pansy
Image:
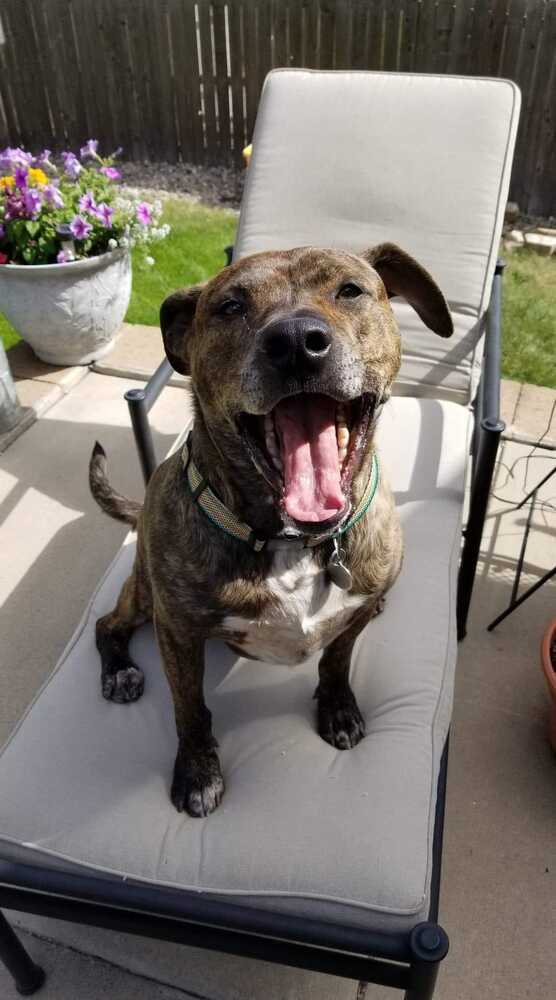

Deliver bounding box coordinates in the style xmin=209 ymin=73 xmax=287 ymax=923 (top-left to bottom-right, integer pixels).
xmin=0 ymin=175 xmax=14 ymax=191
xmin=28 ymin=167 xmax=48 ymax=187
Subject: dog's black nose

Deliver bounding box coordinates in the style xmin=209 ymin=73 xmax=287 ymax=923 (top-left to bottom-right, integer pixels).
xmin=261 ymin=315 xmax=332 ymax=373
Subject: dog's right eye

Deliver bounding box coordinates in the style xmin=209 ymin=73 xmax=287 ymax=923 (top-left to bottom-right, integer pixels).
xmin=217 ymin=298 xmax=245 ymax=318
xmin=337 ymin=283 xmax=363 ymax=300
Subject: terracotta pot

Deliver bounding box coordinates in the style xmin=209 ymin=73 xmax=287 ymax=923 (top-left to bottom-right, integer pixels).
xmin=540 ymin=616 xmax=556 ymax=752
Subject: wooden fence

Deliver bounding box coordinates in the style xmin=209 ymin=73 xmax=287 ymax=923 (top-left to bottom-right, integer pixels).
xmin=0 ymin=1 xmax=554 ymax=215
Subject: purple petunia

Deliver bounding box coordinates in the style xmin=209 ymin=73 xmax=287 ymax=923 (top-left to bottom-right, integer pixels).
xmin=94 ymin=202 xmax=113 ymax=227
xmin=35 ymin=149 xmax=55 ymax=171
xmin=4 ymin=195 xmax=25 ymax=222
xmin=0 ymin=224 xmax=4 ymax=240
xmin=0 ymin=147 xmax=32 ymax=173
xmin=80 ymin=139 xmax=99 ymax=160
xmin=57 ymin=249 xmax=74 ymax=264
xmin=14 ymin=167 xmax=28 ymax=190
xmin=136 ymin=201 xmax=152 ymax=226
xmin=62 ymin=152 xmax=82 ymax=179
xmin=79 ymin=191 xmax=97 ymax=214
xmin=69 ymin=215 xmax=92 ymax=240
xmin=44 ymin=184 xmax=64 ymax=209
xmin=24 ymin=189 xmax=42 ymax=218
xmin=100 ymin=166 xmax=121 ymax=181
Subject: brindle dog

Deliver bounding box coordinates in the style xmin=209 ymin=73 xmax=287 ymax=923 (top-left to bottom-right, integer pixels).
xmin=90 ymin=244 xmax=452 ymax=817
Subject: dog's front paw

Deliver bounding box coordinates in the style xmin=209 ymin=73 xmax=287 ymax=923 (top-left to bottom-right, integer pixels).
xmin=102 ymin=664 xmax=144 ymax=703
xmin=171 ymin=749 xmax=225 ymax=817
xmin=317 ymin=688 xmax=366 ymax=750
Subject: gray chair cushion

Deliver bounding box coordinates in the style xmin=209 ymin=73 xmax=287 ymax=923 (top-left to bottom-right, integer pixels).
xmin=391 ymin=303 xmax=484 ymax=402
xmin=234 ymin=69 xmax=520 ymax=403
xmin=0 ymin=396 xmax=469 ymax=934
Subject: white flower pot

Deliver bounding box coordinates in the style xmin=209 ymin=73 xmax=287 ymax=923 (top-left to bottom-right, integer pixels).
xmin=0 ymin=249 xmax=131 ymax=366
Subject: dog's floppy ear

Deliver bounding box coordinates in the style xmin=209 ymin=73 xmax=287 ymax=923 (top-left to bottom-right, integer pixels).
xmin=362 ymin=243 xmax=453 ymax=338
xmin=160 ymin=284 xmax=205 ymax=375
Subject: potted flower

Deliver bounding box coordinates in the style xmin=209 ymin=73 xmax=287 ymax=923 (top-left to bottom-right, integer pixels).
xmin=541 ymin=616 xmax=556 ymax=753
xmin=0 ymin=142 xmax=170 ymax=365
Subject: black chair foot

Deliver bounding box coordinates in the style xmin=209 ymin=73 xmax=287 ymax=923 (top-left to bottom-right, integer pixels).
xmin=16 ymin=965 xmax=46 ymax=996
xmin=15 ymin=965 xmax=46 ymax=997
xmin=0 ymin=911 xmax=46 ymax=995
xmin=404 ymin=923 xmax=449 ymax=1000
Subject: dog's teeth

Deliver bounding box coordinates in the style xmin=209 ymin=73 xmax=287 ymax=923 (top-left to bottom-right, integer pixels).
xmin=338 ymin=447 xmax=347 ymax=463
xmin=266 ymin=439 xmax=283 ymax=471
xmin=265 ymin=432 xmax=279 ymax=455
xmin=337 ymin=425 xmax=350 ymax=450
xmin=264 ymin=415 xmax=283 ymax=472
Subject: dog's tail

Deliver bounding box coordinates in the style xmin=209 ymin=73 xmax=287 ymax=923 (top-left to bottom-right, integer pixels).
xmin=89 ymin=441 xmax=143 ymax=529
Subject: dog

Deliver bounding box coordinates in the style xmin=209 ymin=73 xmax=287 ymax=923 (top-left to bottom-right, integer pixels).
xmin=90 ymin=243 xmax=452 ymax=817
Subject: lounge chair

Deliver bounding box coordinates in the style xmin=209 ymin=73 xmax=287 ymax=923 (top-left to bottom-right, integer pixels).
xmin=0 ymin=71 xmax=520 ymax=999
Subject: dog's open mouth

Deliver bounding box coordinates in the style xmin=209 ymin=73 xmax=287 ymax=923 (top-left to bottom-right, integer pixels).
xmin=238 ymin=393 xmax=375 ymax=527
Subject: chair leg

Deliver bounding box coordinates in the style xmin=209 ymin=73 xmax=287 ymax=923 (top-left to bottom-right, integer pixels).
xmin=404 ymin=959 xmax=440 ymax=1000
xmin=0 ymin=911 xmax=45 ymax=995
xmin=404 ymin=923 xmax=449 ymax=1000
xmin=457 ymin=421 xmax=503 ymax=640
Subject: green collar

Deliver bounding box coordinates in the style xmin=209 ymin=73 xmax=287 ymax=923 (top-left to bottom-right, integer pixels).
xmin=181 ymin=431 xmax=379 ymax=552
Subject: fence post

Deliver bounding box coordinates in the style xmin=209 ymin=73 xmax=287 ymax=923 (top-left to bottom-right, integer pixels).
xmin=0 ymin=339 xmax=22 ymax=433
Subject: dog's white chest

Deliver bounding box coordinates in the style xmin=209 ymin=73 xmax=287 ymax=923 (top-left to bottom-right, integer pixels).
xmin=222 ymin=549 xmax=367 ymax=666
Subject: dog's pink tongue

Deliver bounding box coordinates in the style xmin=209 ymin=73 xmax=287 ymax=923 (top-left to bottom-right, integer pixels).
xmin=274 ymin=395 xmax=345 ymax=522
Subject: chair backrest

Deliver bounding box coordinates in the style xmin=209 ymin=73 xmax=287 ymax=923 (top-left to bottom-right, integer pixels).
xmin=234 ymin=70 xmax=520 ymax=403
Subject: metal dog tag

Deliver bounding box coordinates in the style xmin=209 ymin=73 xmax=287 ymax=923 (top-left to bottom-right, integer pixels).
xmin=327 ymin=539 xmax=353 ymax=590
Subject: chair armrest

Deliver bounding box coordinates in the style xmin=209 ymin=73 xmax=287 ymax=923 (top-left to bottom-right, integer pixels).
xmin=481 ymin=259 xmax=506 ymax=434
xmin=125 ymin=357 xmax=174 ymax=485
xmin=457 ymin=260 xmax=507 ymax=638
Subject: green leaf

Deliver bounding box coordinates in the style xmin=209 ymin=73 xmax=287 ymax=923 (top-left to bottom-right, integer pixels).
xmin=36 ymin=237 xmax=57 ymax=263
xmin=25 ymin=221 xmax=40 ymax=237
xmin=11 ymin=220 xmax=27 ymax=241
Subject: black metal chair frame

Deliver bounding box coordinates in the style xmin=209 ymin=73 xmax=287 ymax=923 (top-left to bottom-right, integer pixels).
xmin=0 ymin=265 xmax=505 ymax=998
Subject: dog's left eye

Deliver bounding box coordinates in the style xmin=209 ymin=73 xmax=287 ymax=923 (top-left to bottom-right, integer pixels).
xmin=217 ymin=298 xmax=245 ymax=317
xmin=337 ymin=283 xmax=363 ymax=300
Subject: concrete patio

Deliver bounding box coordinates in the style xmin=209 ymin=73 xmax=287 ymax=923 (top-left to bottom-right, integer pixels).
xmin=1 ymin=326 xmax=555 ymax=999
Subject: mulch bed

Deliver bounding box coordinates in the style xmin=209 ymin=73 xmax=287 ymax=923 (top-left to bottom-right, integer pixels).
xmin=119 ymin=161 xmax=244 ymax=210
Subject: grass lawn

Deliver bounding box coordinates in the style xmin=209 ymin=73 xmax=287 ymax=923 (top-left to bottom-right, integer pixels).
xmin=0 ymin=315 xmax=20 ymax=351
xmin=125 ymin=197 xmax=237 ymax=326
xmin=501 ymin=249 xmax=556 ymax=389
xmin=0 ymin=199 xmax=554 ymax=390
